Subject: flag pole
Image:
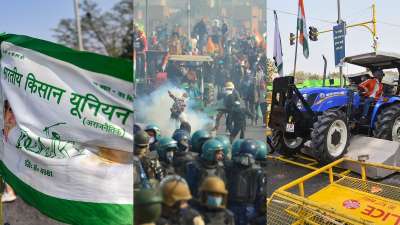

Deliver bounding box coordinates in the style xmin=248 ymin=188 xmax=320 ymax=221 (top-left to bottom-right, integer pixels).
xmin=73 ymin=0 xmax=83 ymax=50
xmin=293 ymin=7 xmax=300 ymax=82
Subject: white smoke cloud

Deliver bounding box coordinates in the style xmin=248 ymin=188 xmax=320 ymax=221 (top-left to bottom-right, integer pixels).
xmin=135 ymin=82 xmax=214 ymax=137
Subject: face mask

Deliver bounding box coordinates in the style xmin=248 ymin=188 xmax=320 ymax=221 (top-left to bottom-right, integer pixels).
xmin=149 ymin=137 xmax=155 ymax=144
xmin=166 ymin=151 xmax=174 ymax=163
xmin=207 ymin=195 xmax=223 ymax=207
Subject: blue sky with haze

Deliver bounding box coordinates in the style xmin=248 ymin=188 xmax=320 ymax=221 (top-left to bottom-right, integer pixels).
xmin=268 ymin=0 xmax=400 ymax=74
xmin=0 ymin=1 xmax=117 ymax=42
xmin=1 ymin=0 xmax=399 ymax=74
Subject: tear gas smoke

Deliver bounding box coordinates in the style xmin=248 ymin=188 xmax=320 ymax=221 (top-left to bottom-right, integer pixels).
xmin=135 ymin=82 xmax=213 ymax=137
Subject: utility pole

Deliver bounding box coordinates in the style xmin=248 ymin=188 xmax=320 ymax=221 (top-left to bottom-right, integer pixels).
xmin=73 ymin=0 xmax=83 ymax=50
xmin=188 ymin=0 xmax=191 ymax=39
xmin=337 ymin=0 xmax=344 ymax=87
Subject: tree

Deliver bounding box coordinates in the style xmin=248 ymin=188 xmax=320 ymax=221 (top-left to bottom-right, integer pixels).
xmin=53 ymin=0 xmax=133 ymax=59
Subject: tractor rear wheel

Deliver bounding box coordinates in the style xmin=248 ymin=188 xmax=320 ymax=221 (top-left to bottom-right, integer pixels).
xmin=373 ymin=104 xmax=400 ymax=141
xmin=311 ymin=110 xmax=349 ymax=164
xmin=271 ymin=130 xmax=304 ymax=157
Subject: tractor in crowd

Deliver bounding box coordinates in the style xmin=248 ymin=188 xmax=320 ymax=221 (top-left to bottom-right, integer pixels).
xmin=269 ymin=52 xmax=400 ymax=164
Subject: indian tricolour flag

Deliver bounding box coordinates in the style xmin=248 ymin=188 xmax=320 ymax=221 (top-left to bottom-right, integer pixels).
xmin=0 ymin=34 xmax=133 ymax=225
xmin=297 ymin=0 xmax=309 ymax=58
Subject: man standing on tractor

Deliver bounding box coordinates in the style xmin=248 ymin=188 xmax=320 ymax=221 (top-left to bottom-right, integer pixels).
xmin=358 ymin=69 xmax=384 ymax=121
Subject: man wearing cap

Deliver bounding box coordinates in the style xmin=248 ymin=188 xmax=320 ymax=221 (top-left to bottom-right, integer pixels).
xmin=358 ymin=69 xmax=384 ymax=121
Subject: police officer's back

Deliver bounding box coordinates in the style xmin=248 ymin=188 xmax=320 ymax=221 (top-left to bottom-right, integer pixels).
xmin=226 ymin=139 xmax=267 ymax=225
xmin=192 ymin=176 xmax=235 ymax=225
xmin=172 ymin=129 xmax=197 ymax=176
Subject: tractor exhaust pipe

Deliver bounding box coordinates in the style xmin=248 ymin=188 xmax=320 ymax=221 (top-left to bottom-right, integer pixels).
xmin=322 ymin=55 xmax=327 ymax=87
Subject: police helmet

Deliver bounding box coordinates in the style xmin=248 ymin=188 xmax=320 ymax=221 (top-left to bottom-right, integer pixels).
xmin=160 ymin=175 xmax=192 ymax=207
xmin=144 ymin=124 xmax=161 ymax=137
xmin=172 ymin=129 xmax=190 ymax=152
xmin=255 ymin=140 xmax=268 ymax=160
xmin=238 ymin=139 xmax=258 ymax=158
xmin=191 ymin=130 xmax=212 ymax=154
xmin=201 ymin=139 xmax=224 ymax=161
xmin=134 ymin=188 xmax=162 ymax=224
xmin=232 ymin=139 xmax=245 ymax=157
xmin=215 ymin=135 xmax=231 ymax=160
xmin=199 ymin=176 xmax=228 ymax=208
xmin=157 ymin=137 xmax=178 ymax=162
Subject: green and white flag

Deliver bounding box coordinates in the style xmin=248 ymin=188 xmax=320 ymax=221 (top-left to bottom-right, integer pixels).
xmin=273 ymin=10 xmax=284 ymax=76
xmin=297 ymin=0 xmax=309 ymax=59
xmin=0 ymin=34 xmax=133 ymax=225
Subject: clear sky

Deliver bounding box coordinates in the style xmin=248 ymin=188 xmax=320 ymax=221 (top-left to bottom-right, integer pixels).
xmin=268 ymin=0 xmax=400 ymax=75
xmin=0 ymin=0 xmax=118 ymax=42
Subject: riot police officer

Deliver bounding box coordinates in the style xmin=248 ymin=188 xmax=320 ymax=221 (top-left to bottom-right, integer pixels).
xmin=226 ymin=139 xmax=267 ymax=225
xmin=185 ymin=139 xmax=227 ymax=198
xmin=157 ymin=175 xmax=205 ymax=225
xmin=190 ymin=130 xmax=212 ymax=154
xmin=192 ymin=176 xmax=235 ymax=225
xmin=157 ymin=137 xmax=178 ymax=176
xmin=135 ymin=131 xmax=164 ymax=187
xmin=215 ymin=135 xmax=232 ymax=161
xmin=134 ymin=188 xmax=163 ymax=225
xmin=172 ymin=129 xmax=197 ymax=176
xmin=134 ymin=131 xmax=151 ymax=189
xmin=145 ymin=124 xmax=161 ymax=151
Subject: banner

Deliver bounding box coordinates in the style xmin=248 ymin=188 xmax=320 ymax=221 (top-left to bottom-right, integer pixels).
xmin=0 ymin=34 xmax=133 ymax=225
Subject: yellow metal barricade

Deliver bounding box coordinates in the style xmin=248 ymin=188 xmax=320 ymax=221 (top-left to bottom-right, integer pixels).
xmin=267 ymin=158 xmax=400 ymax=225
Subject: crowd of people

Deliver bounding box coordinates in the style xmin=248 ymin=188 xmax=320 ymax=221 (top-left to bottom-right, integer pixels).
xmin=134 ymin=18 xmax=269 ymax=128
xmin=134 ymin=123 xmax=268 ymax=225
xmin=133 ymin=17 xmax=270 ymax=225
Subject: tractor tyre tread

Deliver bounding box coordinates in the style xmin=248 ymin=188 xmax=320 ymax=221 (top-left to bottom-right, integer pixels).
xmin=373 ymin=104 xmax=400 ymax=140
xmin=310 ymin=109 xmax=349 ymax=165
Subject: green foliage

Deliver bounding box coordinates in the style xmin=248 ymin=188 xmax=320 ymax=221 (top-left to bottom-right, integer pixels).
xmin=53 ymin=0 xmax=133 ymax=59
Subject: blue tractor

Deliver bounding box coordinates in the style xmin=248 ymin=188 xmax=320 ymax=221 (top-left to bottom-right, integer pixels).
xmin=269 ymin=52 xmax=400 ymax=164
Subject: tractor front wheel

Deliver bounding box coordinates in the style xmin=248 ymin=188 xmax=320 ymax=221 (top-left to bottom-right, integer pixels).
xmin=373 ymin=104 xmax=400 ymax=141
xmin=271 ymin=130 xmax=304 ymax=157
xmin=311 ymin=110 xmax=349 ymax=164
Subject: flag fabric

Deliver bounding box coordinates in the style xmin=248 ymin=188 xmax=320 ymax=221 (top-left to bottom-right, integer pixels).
xmin=297 ymin=0 xmax=309 ymax=58
xmin=273 ymin=10 xmax=284 ymax=76
xmin=0 ymin=34 xmax=133 ymax=225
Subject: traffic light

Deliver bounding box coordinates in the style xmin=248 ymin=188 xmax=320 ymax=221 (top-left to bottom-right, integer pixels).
xmin=289 ymin=33 xmax=295 ymax=45
xmin=309 ymin=26 xmax=318 ymax=41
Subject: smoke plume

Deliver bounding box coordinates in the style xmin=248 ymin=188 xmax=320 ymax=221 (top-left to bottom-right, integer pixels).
xmin=135 ymin=82 xmax=213 ymax=137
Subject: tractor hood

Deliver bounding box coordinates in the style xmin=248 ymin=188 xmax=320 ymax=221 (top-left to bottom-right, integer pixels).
xmin=299 ymin=87 xmax=348 ymax=103
xmin=298 ymin=87 xmax=353 ymax=112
